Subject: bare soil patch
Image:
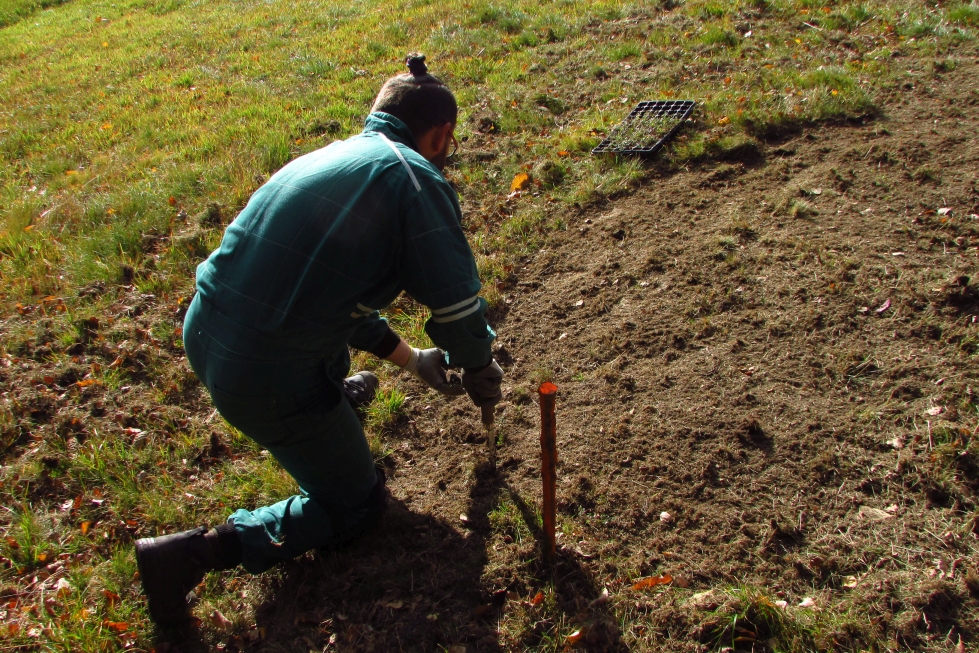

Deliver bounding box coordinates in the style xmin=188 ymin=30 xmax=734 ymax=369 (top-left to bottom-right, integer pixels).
xmin=2 ymin=58 xmax=978 ymax=653
xmin=221 ymin=58 xmax=979 ymax=653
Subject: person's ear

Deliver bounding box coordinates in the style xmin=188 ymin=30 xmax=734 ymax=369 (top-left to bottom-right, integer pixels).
xmin=430 ymin=123 xmax=452 ymax=152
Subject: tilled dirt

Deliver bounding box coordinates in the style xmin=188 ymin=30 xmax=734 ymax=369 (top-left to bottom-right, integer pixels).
xmin=302 ymin=58 xmax=978 ymax=652
xmin=2 ymin=59 xmax=978 ymax=653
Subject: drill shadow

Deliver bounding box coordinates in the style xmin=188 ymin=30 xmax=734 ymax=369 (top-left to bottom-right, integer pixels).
xmin=464 ymin=465 xmax=627 ymax=652
xmin=151 ymin=497 xmax=501 ymax=652
xmin=153 ymin=472 xmax=624 ymax=652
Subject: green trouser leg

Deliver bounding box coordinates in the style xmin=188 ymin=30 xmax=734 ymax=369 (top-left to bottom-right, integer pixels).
xmin=228 ymin=398 xmax=377 ymax=574
xmin=183 ymin=296 xmax=378 ymax=574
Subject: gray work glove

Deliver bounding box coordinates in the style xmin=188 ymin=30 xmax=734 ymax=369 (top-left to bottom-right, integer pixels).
xmin=403 ymin=348 xmax=464 ymax=396
xmin=461 ymin=359 xmax=504 ymax=408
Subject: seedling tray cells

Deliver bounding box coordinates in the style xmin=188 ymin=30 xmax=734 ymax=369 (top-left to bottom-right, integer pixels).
xmin=592 ymin=100 xmax=696 ymax=156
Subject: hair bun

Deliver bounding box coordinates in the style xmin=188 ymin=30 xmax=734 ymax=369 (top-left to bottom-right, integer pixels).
xmin=405 ymin=53 xmax=427 ymax=76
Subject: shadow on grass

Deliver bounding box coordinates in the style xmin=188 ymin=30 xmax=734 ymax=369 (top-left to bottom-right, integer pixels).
xmin=155 ymin=462 xmax=623 ymax=652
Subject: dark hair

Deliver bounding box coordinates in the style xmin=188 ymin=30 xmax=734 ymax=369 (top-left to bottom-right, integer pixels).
xmin=371 ymin=53 xmax=457 ymax=140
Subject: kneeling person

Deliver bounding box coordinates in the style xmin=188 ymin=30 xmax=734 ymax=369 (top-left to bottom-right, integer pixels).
xmin=136 ymin=55 xmax=504 ymax=625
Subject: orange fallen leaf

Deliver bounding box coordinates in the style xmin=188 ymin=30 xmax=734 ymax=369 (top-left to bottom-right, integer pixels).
xmin=530 ymin=591 xmax=545 ymax=606
xmin=565 ymin=629 xmax=585 ymax=647
xmin=168 ymin=196 xmax=177 ymax=206
xmin=102 ymin=590 xmax=120 ymax=606
xmin=81 ymin=521 xmax=92 ymax=535
xmin=102 ymin=620 xmax=128 ymax=633
xmin=510 ymin=172 xmax=531 ymax=192
xmin=558 ymin=150 xmax=570 ymax=156
xmin=717 ymin=116 xmax=730 ymax=126
xmin=76 ymin=379 xmax=97 ymax=388
xmin=632 ymin=574 xmax=673 ymax=590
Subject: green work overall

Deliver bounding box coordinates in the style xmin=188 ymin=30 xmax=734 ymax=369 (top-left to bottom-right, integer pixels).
xmin=184 ymin=112 xmax=494 ymax=573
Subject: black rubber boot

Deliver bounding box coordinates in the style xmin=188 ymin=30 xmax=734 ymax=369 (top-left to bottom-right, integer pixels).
xmin=135 ymin=523 xmax=242 ymax=625
xmin=343 ymin=371 xmax=379 ymax=413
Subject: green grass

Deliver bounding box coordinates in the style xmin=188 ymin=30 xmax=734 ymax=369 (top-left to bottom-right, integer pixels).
xmin=1 ymin=0 xmax=978 ymax=649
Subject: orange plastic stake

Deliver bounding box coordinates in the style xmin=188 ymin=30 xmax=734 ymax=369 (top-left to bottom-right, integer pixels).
xmin=539 ymin=382 xmax=558 ymax=562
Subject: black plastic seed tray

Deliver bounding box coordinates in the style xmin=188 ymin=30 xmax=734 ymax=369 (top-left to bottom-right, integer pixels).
xmin=592 ymin=100 xmax=695 ymax=156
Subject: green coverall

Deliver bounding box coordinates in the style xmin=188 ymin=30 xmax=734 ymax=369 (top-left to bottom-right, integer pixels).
xmin=183 ymin=112 xmax=495 ymax=573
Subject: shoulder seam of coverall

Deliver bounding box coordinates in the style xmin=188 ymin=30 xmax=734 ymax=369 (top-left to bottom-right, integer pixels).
xmin=377 ymin=133 xmax=421 ymax=191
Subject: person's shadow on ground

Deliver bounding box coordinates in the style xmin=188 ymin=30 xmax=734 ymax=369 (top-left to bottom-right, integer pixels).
xmin=157 ymin=460 xmax=625 ymax=652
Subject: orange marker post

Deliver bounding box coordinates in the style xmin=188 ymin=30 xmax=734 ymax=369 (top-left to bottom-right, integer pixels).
xmin=539 ymin=382 xmax=558 ymax=562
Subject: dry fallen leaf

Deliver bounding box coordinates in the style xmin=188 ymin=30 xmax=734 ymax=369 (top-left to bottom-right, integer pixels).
xmin=798 ymin=597 xmax=816 ymax=608
xmin=842 ymin=575 xmax=862 ymax=589
xmin=925 ymin=406 xmax=943 ymax=416
xmin=858 ymin=505 xmax=894 ymax=521
xmin=886 ymin=436 xmax=905 ymax=449
xmin=54 ymin=578 xmax=72 ymax=597
xmin=937 ymin=207 xmax=952 ymax=216
xmin=102 ymin=590 xmax=120 ymax=606
xmin=209 ymin=609 xmax=233 ymax=631
xmin=565 ymin=629 xmax=585 ymax=646
xmin=510 ymin=172 xmax=531 ymax=192
xmin=102 ymin=620 xmax=128 ymax=633
xmin=530 ymin=591 xmax=545 ymax=606
xmin=659 ymin=511 xmax=673 ymax=523
xmin=632 ymin=574 xmax=673 ymax=590
xmin=875 ymin=298 xmax=891 ymax=314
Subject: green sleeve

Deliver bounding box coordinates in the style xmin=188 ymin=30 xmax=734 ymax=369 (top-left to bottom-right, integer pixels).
xmin=399 ymin=177 xmax=495 ymax=369
xmin=425 ymin=298 xmax=496 ymax=369
xmin=348 ymin=312 xmax=393 ymax=353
